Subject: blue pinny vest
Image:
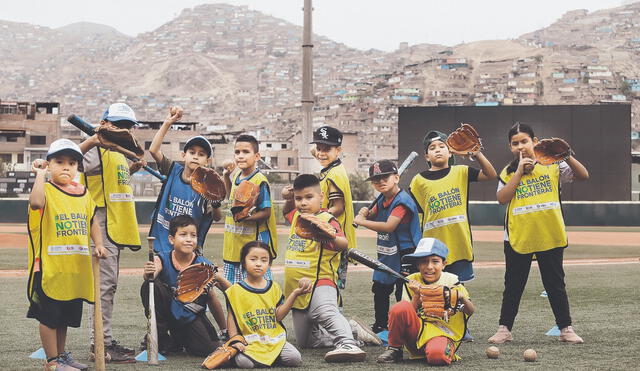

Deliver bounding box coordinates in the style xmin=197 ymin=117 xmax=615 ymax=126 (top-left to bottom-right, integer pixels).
xmin=149 ymin=162 xmax=213 ymax=254
xmin=373 ymin=189 xmax=422 ymax=284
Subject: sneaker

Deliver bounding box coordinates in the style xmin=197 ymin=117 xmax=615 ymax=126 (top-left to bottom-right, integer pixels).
xmin=89 ymin=343 xmax=134 ymax=364
xmin=462 ymin=328 xmax=474 ymax=342
xmin=324 ymin=343 xmax=366 ymax=363
xmin=111 ymin=339 xmax=135 ymax=355
xmin=488 ymin=325 xmax=513 ymax=344
xmin=559 ymin=326 xmax=584 ymax=344
xmin=350 ymin=317 xmax=382 ymax=346
xmin=377 ymin=346 xmax=403 ymax=363
xmin=44 ymin=358 xmax=80 ymax=371
xmin=58 ymin=352 xmax=88 ymax=370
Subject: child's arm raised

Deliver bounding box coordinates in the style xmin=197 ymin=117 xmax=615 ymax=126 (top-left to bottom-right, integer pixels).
xmin=497 ymin=152 xmax=534 ymax=204
xmin=475 ymin=152 xmax=498 ymax=181
xmin=281 ymin=186 xmax=296 ymax=217
xmin=276 ymin=278 xmax=313 ymax=321
xmin=353 ymin=206 xmax=402 ymax=233
xmin=222 ymin=160 xmax=235 ymax=199
xmin=29 ymin=159 xmax=48 ymax=210
xmin=149 ymin=106 xmax=183 ymax=164
xmin=565 ymin=156 xmax=589 ymax=181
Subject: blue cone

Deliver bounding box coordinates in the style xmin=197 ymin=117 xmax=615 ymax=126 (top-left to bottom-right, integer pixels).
xmin=545 ymin=325 xmax=560 ymax=336
xmin=377 ymin=330 xmax=389 ymax=347
xmin=29 ymin=347 xmax=46 ymax=359
xmin=135 ymin=350 xmax=167 ymax=362
xmin=540 ymin=290 xmax=548 ymax=297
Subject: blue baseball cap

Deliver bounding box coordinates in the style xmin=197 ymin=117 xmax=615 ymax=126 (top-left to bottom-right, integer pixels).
xmin=401 ymin=238 xmax=449 ymax=263
xmin=101 ymin=103 xmax=138 ymax=127
xmin=184 ymin=136 xmax=212 ymax=158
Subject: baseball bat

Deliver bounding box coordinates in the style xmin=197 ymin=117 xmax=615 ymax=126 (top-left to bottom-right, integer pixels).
xmin=66 ymin=114 xmax=166 ymax=181
xmin=347 ymin=248 xmax=408 ymax=282
xmin=92 ymin=255 xmax=106 ymax=371
xmin=147 ymin=237 xmax=159 ymax=365
xmin=353 ymin=151 xmax=419 ymax=228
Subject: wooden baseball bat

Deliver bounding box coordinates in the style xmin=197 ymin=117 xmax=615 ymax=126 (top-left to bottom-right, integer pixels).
xmin=66 ymin=114 xmax=166 ymax=181
xmin=92 ymin=255 xmax=106 ymax=371
xmin=147 ymin=237 xmax=159 ymax=365
xmin=347 ymin=248 xmax=408 ymax=282
xmin=353 ymin=151 xmax=419 ymax=228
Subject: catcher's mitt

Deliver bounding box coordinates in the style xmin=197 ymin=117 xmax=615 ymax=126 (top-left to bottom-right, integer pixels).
xmin=419 ymin=284 xmax=459 ymax=322
xmin=190 ymin=166 xmax=226 ymax=201
xmin=201 ymin=335 xmax=248 ymax=370
xmin=175 ymin=263 xmax=218 ymax=303
xmin=295 ymin=213 xmax=337 ymax=242
xmin=446 ymin=123 xmax=482 ymax=156
xmin=95 ymin=125 xmax=144 ymax=159
xmin=231 ymin=180 xmax=259 ymax=222
xmin=534 ymin=138 xmax=573 ymax=165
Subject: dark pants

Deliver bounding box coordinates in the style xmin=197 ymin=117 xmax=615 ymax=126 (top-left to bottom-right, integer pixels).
xmin=372 ymin=280 xmax=404 ymax=329
xmin=140 ymin=280 xmax=220 ymax=356
xmin=499 ymin=241 xmax=572 ymax=330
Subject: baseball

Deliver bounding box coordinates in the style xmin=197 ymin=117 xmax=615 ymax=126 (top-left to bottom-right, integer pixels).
xmin=170 ymin=106 xmax=177 ymax=115
xmin=485 ymin=346 xmax=500 ymax=359
xmin=523 ymin=349 xmax=537 ymax=362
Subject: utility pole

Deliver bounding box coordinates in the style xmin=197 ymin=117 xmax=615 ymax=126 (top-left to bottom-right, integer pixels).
xmin=300 ymin=0 xmax=314 ymax=173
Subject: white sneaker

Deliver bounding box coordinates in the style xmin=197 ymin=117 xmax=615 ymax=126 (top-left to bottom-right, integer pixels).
xmin=324 ymin=343 xmax=366 ymax=363
xmin=350 ymin=317 xmax=382 ymax=346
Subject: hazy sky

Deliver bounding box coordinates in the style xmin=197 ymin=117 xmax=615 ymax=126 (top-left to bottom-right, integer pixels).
xmin=2 ymin=0 xmax=628 ymax=51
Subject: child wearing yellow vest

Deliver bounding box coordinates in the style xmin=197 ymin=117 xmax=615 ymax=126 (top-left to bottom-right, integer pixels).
xmin=27 ymin=139 xmax=106 ymax=371
xmin=409 ymin=130 xmax=497 ymax=282
xmin=222 ymin=135 xmax=278 ymax=284
xmin=78 ymin=103 xmax=142 ymax=363
xmin=281 ymin=174 xmax=380 ymax=363
xmin=310 ymin=126 xmax=356 ymax=289
xmin=377 ymin=238 xmax=474 ymax=365
xmin=221 ymin=241 xmax=309 ymax=368
xmin=489 ymin=123 xmax=589 ymax=345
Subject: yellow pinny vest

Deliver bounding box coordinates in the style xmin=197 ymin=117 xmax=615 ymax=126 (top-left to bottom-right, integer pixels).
xmin=27 ymin=182 xmax=96 ymax=302
xmin=402 ymin=272 xmax=469 ymax=360
xmin=84 ymin=148 xmax=141 ymax=249
xmin=225 ymin=281 xmax=287 ymax=366
xmin=223 ymin=171 xmax=278 ymax=263
xmin=319 ymin=162 xmax=356 ymax=250
xmin=409 ymin=166 xmax=473 ymax=264
xmin=284 ymin=211 xmax=341 ymax=310
xmin=500 ymin=164 xmax=567 ymax=254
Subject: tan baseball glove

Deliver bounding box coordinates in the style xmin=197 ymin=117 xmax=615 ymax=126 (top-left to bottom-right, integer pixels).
xmin=446 ymin=123 xmax=482 ymax=156
xmin=174 ymin=263 xmax=217 ymax=303
xmin=201 ymin=335 xmax=248 ymax=369
xmin=295 ymin=213 xmax=337 ymax=242
xmin=95 ymin=125 xmax=145 ymax=159
xmin=534 ymin=138 xmax=573 ymax=165
xmin=231 ymin=180 xmax=259 ymax=222
xmin=190 ymin=166 xmax=226 ymax=201
xmin=419 ymin=284 xmax=459 ymax=322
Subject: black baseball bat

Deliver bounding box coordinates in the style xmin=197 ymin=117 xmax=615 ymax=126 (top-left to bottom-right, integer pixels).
xmin=347 ymin=248 xmax=408 ymax=282
xmin=67 ymin=114 xmax=166 ymax=181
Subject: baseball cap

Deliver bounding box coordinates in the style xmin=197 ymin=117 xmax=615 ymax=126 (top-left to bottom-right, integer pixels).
xmin=401 ymin=238 xmax=449 ymax=263
xmin=46 ymin=138 xmax=84 ymax=162
xmin=423 ymin=130 xmax=455 ymax=166
xmin=310 ymin=126 xmax=343 ymax=146
xmin=101 ymin=103 xmax=138 ymax=127
xmin=366 ymin=159 xmax=398 ymax=181
xmin=183 ymin=136 xmax=212 ymax=158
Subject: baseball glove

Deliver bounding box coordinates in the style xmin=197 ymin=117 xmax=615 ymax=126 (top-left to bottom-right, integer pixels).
xmin=95 ymin=125 xmax=145 ymax=159
xmin=534 ymin=138 xmax=574 ymax=165
xmin=231 ymin=180 xmax=259 ymax=222
xmin=419 ymin=284 xmax=459 ymax=322
xmin=295 ymin=213 xmax=337 ymax=242
xmin=446 ymin=123 xmax=482 ymax=156
xmin=201 ymin=335 xmax=248 ymax=370
xmin=190 ymin=166 xmax=226 ymax=201
xmin=174 ymin=263 xmax=218 ymax=303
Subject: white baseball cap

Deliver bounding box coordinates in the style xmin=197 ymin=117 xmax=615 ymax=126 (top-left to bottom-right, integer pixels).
xmin=46 ymin=139 xmax=83 ymax=162
xmin=101 ymin=103 xmax=138 ymax=126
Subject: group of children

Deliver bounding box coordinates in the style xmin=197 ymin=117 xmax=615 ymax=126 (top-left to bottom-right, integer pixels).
xmin=27 ymin=102 xmax=588 ymax=370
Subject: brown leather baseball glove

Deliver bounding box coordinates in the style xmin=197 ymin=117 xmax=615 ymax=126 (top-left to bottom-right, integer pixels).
xmin=201 ymin=335 xmax=248 ymax=370
xmin=446 ymin=123 xmax=482 ymax=156
xmin=174 ymin=263 xmax=217 ymax=303
xmin=190 ymin=166 xmax=226 ymax=201
xmin=295 ymin=213 xmax=337 ymax=242
xmin=534 ymin=138 xmax=573 ymax=165
xmin=231 ymin=180 xmax=259 ymax=222
xmin=95 ymin=125 xmax=145 ymax=159
xmin=419 ymin=284 xmax=459 ymax=322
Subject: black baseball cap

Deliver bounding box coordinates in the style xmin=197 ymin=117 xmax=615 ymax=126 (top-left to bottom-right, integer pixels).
xmin=310 ymin=126 xmax=343 ymax=146
xmin=366 ymin=160 xmax=398 ymax=181
xmin=423 ymin=130 xmax=454 ymax=166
